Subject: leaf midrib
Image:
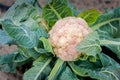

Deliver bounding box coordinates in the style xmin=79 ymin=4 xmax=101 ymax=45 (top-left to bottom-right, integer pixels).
xmin=83 ymin=12 xmax=95 ymax=19
xmin=34 ymin=58 xmax=52 ymax=80
xmin=91 ymin=18 xmax=120 ymax=30
xmin=48 ymin=3 xmax=62 ymax=19
xmin=101 ymin=70 xmax=119 ymax=80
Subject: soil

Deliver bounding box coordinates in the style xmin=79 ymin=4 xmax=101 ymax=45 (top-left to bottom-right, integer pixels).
xmin=0 ymin=0 xmax=120 ymax=80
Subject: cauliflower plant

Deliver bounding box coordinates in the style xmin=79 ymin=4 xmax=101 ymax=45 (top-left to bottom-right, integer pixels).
xmin=49 ymin=17 xmax=92 ymax=61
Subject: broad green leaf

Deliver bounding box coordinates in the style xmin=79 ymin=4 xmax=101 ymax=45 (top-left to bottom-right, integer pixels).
xmin=40 ymin=37 xmax=54 ymax=54
xmin=23 ymin=56 xmax=52 ymax=80
xmin=77 ymin=31 xmax=101 ymax=60
xmin=91 ymin=7 xmax=120 ymax=37
xmin=0 ymin=29 xmax=13 ymax=45
xmin=94 ymin=7 xmax=120 ymax=59
xmin=91 ymin=7 xmax=120 ymax=59
xmin=58 ymin=67 xmax=79 ymax=80
xmin=42 ymin=0 xmax=73 ymax=26
xmin=2 ymin=19 xmax=48 ymax=48
xmin=2 ymin=0 xmax=38 ymax=20
xmin=69 ymin=53 xmax=120 ymax=80
xmin=2 ymin=19 xmax=37 ymax=48
xmin=78 ymin=9 xmax=100 ymax=25
xmin=1 ymin=0 xmax=46 ymax=48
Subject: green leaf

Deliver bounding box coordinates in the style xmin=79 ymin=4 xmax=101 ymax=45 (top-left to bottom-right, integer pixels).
xmin=1 ymin=1 xmax=47 ymax=48
xmin=94 ymin=7 xmax=120 ymax=59
xmin=1 ymin=63 xmax=16 ymax=73
xmin=78 ymin=9 xmax=100 ymax=25
xmin=0 ymin=52 xmax=17 ymax=73
xmin=2 ymin=19 xmax=48 ymax=48
xmin=0 ymin=53 xmax=16 ymax=64
xmin=48 ymin=58 xmax=64 ymax=80
xmin=77 ymin=31 xmax=102 ymax=60
xmin=14 ymin=52 xmax=30 ymax=62
xmin=18 ymin=46 xmax=42 ymax=59
xmin=42 ymin=0 xmax=73 ymax=26
xmin=69 ymin=53 xmax=120 ymax=80
xmin=99 ymin=37 xmax=120 ymax=59
xmin=58 ymin=67 xmax=79 ymax=80
xmin=2 ymin=19 xmax=37 ymax=48
xmin=0 ymin=29 xmax=13 ymax=45
xmin=2 ymin=0 xmax=38 ymax=20
xmin=23 ymin=56 xmax=52 ymax=80
xmin=91 ymin=7 xmax=120 ymax=35
xmin=40 ymin=37 xmax=54 ymax=54
xmin=92 ymin=7 xmax=120 ymax=59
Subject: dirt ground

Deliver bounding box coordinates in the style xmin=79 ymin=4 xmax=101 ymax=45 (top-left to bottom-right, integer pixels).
xmin=0 ymin=0 xmax=120 ymax=80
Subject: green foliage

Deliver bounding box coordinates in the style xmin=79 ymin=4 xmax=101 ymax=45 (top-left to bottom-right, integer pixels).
xmin=48 ymin=58 xmax=64 ymax=80
xmin=1 ymin=2 xmax=48 ymax=48
xmin=0 ymin=29 xmax=13 ymax=45
xmin=69 ymin=53 xmax=120 ymax=80
xmin=0 ymin=0 xmax=120 ymax=80
xmin=77 ymin=31 xmax=101 ymax=61
xmin=91 ymin=7 xmax=120 ymax=59
xmin=2 ymin=19 xmax=37 ymax=48
xmin=40 ymin=37 xmax=54 ymax=54
xmin=91 ymin=7 xmax=120 ymax=36
xmin=23 ymin=55 xmax=52 ymax=80
xmin=58 ymin=67 xmax=79 ymax=80
xmin=42 ymin=0 xmax=73 ymax=26
xmin=0 ymin=52 xmax=16 ymax=73
xmin=78 ymin=9 xmax=100 ymax=25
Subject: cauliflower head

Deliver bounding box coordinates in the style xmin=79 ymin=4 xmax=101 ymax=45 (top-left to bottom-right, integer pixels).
xmin=49 ymin=17 xmax=92 ymax=61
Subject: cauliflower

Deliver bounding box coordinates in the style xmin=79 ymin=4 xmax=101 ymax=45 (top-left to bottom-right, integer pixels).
xmin=49 ymin=17 xmax=92 ymax=61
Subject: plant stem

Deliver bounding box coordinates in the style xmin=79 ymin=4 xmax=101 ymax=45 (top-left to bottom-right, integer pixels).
xmin=34 ymin=57 xmax=52 ymax=80
xmin=48 ymin=4 xmax=62 ymax=19
xmin=100 ymin=39 xmax=120 ymax=45
xmin=40 ymin=19 xmax=49 ymax=32
xmin=48 ymin=58 xmax=64 ymax=80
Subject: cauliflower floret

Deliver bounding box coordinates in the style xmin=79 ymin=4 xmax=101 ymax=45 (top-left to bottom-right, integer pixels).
xmin=49 ymin=17 xmax=92 ymax=61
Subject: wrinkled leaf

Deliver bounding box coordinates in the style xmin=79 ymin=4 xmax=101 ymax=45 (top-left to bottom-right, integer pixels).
xmin=92 ymin=7 xmax=120 ymax=59
xmin=77 ymin=31 xmax=101 ymax=60
xmin=69 ymin=53 xmax=120 ymax=80
xmin=91 ymin=7 xmax=120 ymax=37
xmin=2 ymin=0 xmax=38 ymax=20
xmin=42 ymin=0 xmax=73 ymax=26
xmin=1 ymin=1 xmax=47 ymax=48
xmin=2 ymin=19 xmax=37 ymax=48
xmin=23 ymin=56 xmax=52 ymax=80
